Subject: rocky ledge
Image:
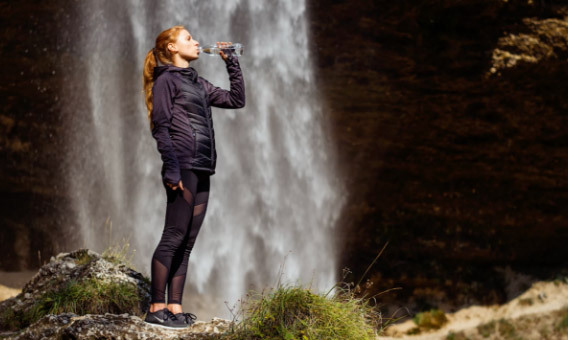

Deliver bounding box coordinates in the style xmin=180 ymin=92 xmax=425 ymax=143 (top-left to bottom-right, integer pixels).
xmin=2 ymin=313 xmax=232 ymax=340
xmin=0 ymin=249 xmax=232 ymax=340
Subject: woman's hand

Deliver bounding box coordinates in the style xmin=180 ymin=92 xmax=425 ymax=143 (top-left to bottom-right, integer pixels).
xmin=217 ymin=41 xmax=232 ymax=61
xmin=167 ymin=180 xmax=184 ymax=191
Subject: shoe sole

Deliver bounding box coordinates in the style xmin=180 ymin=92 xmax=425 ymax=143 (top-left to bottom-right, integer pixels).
xmin=144 ymin=320 xmax=188 ymax=329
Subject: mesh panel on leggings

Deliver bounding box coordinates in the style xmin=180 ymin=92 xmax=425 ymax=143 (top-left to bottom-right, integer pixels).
xmin=193 ymin=203 xmax=206 ymax=216
xmin=150 ymin=258 xmax=169 ymax=303
xmin=167 ymin=274 xmax=187 ymax=305
xmin=167 ymin=201 xmax=209 ymax=304
xmin=182 ymin=188 xmax=193 ymax=205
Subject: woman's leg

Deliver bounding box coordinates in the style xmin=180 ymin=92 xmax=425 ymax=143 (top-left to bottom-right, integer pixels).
xmin=149 ymin=170 xmax=198 ymax=311
xmin=166 ymin=171 xmax=210 ymax=310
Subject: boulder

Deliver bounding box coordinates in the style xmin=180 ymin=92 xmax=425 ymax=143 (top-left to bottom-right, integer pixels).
xmin=0 ymin=249 xmax=150 ymax=332
xmin=3 ymin=313 xmax=232 ymax=340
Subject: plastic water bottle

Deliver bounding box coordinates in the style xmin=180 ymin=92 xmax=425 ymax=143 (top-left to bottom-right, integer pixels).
xmin=199 ymin=43 xmax=244 ymax=57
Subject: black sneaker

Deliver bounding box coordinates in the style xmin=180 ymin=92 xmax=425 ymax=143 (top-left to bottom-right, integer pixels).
xmin=144 ymin=308 xmax=187 ymax=329
xmin=175 ymin=312 xmax=197 ymax=326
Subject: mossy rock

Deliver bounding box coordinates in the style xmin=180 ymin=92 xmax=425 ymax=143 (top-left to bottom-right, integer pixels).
xmin=0 ymin=249 xmax=150 ymax=332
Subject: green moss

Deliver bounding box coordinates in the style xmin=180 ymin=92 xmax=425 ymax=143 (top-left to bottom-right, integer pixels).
xmin=74 ymin=251 xmax=93 ymax=266
xmin=0 ymin=308 xmax=20 ymax=332
xmin=224 ymin=285 xmax=380 ymax=340
xmin=518 ymin=297 xmax=533 ymax=306
xmin=497 ymin=319 xmax=516 ymax=338
xmin=413 ymin=309 xmax=448 ymax=331
xmin=141 ymin=275 xmax=151 ymax=286
xmin=0 ymin=278 xmax=141 ymax=331
xmin=539 ymin=326 xmax=550 ymax=338
xmin=557 ymin=309 xmax=568 ymax=331
xmin=406 ymin=327 xmax=420 ymax=335
xmin=446 ymin=331 xmax=470 ymax=340
xmin=477 ymin=320 xmax=496 ymax=338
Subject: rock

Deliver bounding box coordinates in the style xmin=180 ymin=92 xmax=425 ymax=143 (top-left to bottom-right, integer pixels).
xmin=488 ymin=16 xmax=568 ymax=76
xmin=2 ymin=313 xmax=233 ymax=340
xmin=0 ymin=249 xmax=151 ymax=332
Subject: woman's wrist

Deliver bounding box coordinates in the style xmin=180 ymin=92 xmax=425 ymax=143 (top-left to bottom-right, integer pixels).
xmin=224 ymin=55 xmax=238 ymax=66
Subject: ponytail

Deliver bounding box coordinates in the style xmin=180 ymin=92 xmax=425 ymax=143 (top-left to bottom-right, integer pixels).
xmin=143 ymin=48 xmax=157 ymax=129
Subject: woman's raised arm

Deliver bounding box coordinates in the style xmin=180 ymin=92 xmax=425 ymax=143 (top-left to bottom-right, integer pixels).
xmin=199 ymin=55 xmax=246 ymax=109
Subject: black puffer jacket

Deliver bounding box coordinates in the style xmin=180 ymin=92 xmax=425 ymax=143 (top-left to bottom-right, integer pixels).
xmin=151 ymin=56 xmax=245 ymax=184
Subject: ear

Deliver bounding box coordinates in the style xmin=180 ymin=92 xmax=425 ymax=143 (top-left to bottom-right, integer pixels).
xmin=167 ymin=42 xmax=178 ymax=53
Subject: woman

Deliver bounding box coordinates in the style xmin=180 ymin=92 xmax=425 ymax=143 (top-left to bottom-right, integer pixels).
xmin=142 ymin=25 xmax=245 ymax=329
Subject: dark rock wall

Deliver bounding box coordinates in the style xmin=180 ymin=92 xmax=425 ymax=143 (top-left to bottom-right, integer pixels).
xmin=1 ymin=0 xmax=567 ymax=314
xmin=0 ymin=1 xmax=78 ymax=270
xmin=308 ymin=0 xmax=568 ymax=313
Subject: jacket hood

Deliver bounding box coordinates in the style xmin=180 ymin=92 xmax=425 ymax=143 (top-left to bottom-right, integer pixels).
xmin=153 ymin=65 xmax=198 ymax=82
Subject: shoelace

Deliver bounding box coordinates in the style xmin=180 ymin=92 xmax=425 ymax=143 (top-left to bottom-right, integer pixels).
xmin=181 ymin=312 xmax=197 ymax=324
xmin=163 ymin=309 xmax=178 ymax=321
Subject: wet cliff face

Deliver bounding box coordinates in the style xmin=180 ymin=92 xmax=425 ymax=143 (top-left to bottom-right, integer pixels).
xmin=0 ymin=1 xmax=78 ymax=270
xmin=1 ymin=0 xmax=567 ymax=314
xmin=308 ymin=0 xmax=568 ymax=312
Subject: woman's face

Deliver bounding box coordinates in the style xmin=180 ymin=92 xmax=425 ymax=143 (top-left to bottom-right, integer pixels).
xmin=170 ymin=29 xmax=200 ymax=61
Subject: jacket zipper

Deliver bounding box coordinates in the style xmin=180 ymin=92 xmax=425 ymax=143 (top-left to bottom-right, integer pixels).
xmin=187 ymin=114 xmax=197 ymax=161
xmin=197 ymin=84 xmax=214 ymax=167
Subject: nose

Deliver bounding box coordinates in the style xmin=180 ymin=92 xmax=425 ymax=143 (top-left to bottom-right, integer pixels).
xmin=195 ymin=40 xmax=199 ymax=46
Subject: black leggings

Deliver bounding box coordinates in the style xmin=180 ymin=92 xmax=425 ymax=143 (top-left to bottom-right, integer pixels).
xmin=150 ymin=169 xmax=210 ymax=305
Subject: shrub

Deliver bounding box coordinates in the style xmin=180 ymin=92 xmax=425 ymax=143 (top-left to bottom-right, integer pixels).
xmin=225 ymin=284 xmax=380 ymax=340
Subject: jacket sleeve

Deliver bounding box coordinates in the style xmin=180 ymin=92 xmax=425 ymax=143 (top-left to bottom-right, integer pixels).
xmin=199 ymin=55 xmax=246 ymax=109
xmin=151 ymin=74 xmax=181 ymax=185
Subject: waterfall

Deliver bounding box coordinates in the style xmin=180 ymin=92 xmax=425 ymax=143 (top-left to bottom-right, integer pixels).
xmin=64 ymin=0 xmax=344 ymax=319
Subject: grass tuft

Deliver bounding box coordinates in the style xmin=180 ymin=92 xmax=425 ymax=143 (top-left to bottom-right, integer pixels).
xmin=101 ymin=241 xmax=136 ymax=270
xmin=225 ymin=284 xmax=380 ymax=340
xmin=1 ymin=278 xmax=141 ymax=331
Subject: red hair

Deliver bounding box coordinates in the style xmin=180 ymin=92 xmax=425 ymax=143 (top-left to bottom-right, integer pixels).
xmin=142 ymin=25 xmax=185 ymax=129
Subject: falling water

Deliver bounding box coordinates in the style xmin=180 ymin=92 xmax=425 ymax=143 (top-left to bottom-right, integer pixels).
xmin=64 ymin=0 xmax=344 ymax=319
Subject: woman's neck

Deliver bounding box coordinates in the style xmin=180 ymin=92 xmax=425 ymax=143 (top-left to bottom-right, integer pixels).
xmin=172 ymin=54 xmax=189 ymax=68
